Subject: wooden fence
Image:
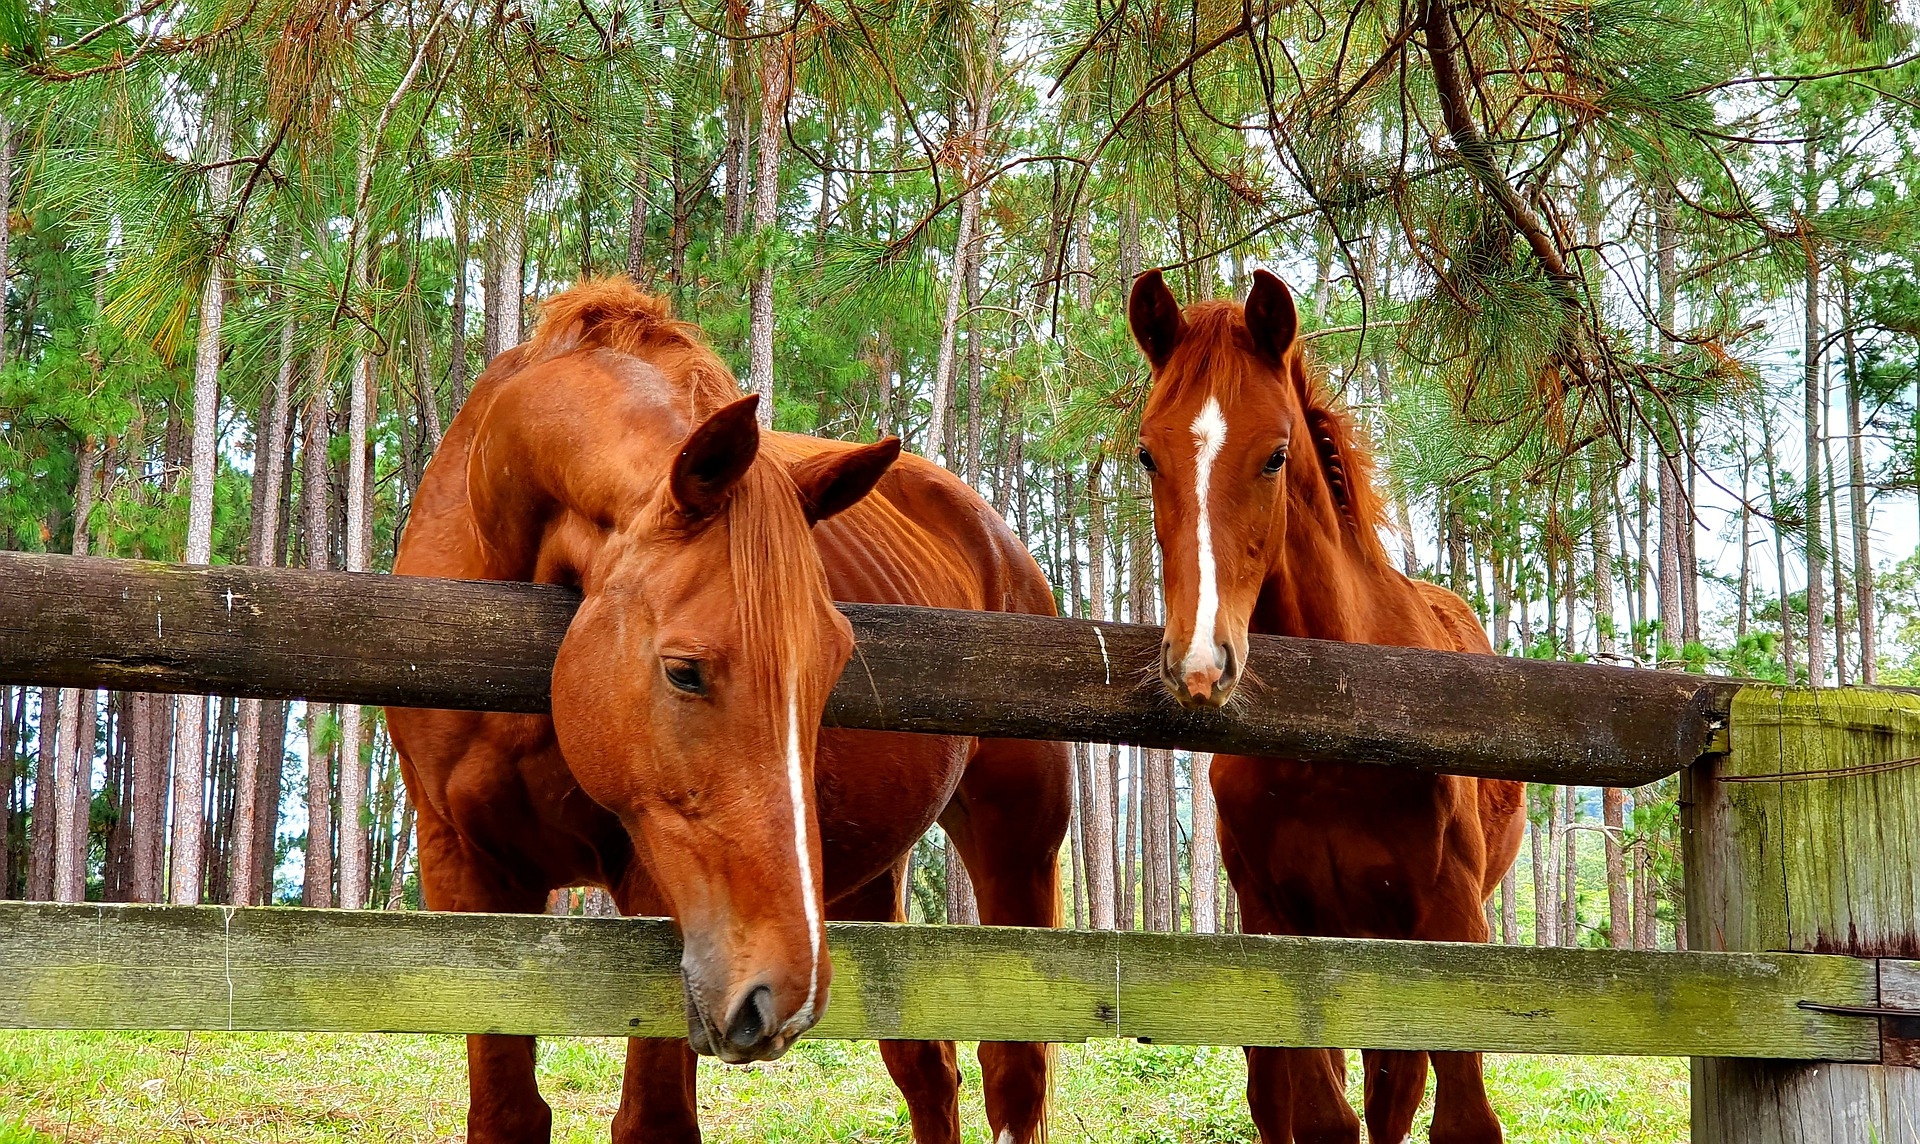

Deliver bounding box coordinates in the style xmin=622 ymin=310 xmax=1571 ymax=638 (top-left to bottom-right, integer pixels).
xmin=1 ymin=550 xmax=1915 ymax=1141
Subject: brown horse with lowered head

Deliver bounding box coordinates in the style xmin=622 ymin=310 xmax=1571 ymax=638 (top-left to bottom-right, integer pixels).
xmin=387 ymin=278 xmax=1070 ymax=1143
xmin=1128 ymin=269 xmax=1524 ymax=1144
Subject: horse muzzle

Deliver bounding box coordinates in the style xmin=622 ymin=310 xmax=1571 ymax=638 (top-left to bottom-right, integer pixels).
xmin=1160 ymin=637 xmax=1240 ymax=709
xmin=682 ymin=965 xmax=819 ymax=1064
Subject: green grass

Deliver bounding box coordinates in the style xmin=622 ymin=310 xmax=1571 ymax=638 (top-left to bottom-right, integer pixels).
xmin=0 ymin=1031 xmax=1687 ymax=1142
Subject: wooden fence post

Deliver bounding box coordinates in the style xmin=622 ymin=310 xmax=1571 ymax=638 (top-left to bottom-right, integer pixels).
xmin=1684 ymin=687 xmax=1920 ymax=1140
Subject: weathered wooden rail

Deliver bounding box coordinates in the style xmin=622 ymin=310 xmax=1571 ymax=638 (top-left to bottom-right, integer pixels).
xmin=0 ymin=902 xmax=1897 ymax=1060
xmin=3 ymin=551 xmax=1918 ymax=1139
xmin=0 ymin=551 xmax=1733 ymax=786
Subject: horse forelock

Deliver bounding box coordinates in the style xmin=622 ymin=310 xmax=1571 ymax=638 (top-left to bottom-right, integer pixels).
xmin=724 ymin=456 xmax=836 ymax=717
xmin=1156 ymin=300 xmax=1387 ymax=554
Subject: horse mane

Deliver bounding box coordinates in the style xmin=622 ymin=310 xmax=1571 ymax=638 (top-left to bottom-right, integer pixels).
xmin=525 ymin=276 xmax=744 ymax=417
xmin=528 ymin=277 xmax=829 ymax=720
xmin=1162 ymin=302 xmax=1389 ymax=563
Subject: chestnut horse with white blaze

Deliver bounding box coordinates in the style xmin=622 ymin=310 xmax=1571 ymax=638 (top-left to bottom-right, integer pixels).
xmin=387 ymin=279 xmax=1069 ymax=1143
xmin=1128 ymin=269 xmax=1524 ymax=1144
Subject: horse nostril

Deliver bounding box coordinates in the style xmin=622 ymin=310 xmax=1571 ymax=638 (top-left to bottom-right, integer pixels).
xmin=725 ymin=984 xmax=776 ymax=1052
xmin=1214 ymin=643 xmax=1229 ymax=671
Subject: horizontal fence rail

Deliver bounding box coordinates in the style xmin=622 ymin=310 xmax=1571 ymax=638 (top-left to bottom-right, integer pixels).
xmin=0 ymin=903 xmax=1900 ymax=1061
xmin=0 ymin=553 xmax=1735 ymax=786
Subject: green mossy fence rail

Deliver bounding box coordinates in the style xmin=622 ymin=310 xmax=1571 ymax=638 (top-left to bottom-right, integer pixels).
xmin=2 ymin=551 xmax=1917 ymax=1140
xmin=0 ymin=902 xmax=1894 ymax=1061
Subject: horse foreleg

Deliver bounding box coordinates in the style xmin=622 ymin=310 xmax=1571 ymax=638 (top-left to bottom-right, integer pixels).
xmin=1411 ymin=880 xmax=1502 ymax=1144
xmin=942 ymin=736 xmax=1071 ymax=1144
xmin=611 ymin=1039 xmax=700 ymax=1144
xmin=832 ymin=864 xmax=962 ymax=1143
xmin=414 ymin=801 xmax=554 ymax=1144
xmin=1221 ymin=826 xmax=1359 ymax=1144
xmin=1359 ymin=1049 xmax=1428 ymax=1144
xmin=610 ymin=874 xmax=703 ymax=1144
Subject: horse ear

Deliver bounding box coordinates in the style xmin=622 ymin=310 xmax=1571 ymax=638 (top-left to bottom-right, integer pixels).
xmin=1128 ymin=270 xmax=1186 ymax=369
xmin=1245 ymin=270 xmax=1298 ymax=366
xmin=670 ymin=395 xmax=762 ymax=520
xmin=790 ymin=438 xmax=902 ymax=526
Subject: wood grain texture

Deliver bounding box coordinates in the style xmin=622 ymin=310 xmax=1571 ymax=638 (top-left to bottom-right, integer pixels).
xmin=1884 ymin=961 xmax=1920 ymax=1068
xmin=1685 ymin=687 xmax=1920 ymax=1142
xmin=0 ymin=903 xmax=1881 ymax=1059
xmin=0 ymin=551 xmax=1734 ymax=786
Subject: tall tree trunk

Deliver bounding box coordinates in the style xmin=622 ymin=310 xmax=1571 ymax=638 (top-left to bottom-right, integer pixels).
xmin=627 ymin=155 xmax=650 ymax=281
xmin=168 ymin=108 xmax=234 ymax=906
xmin=27 ymin=686 xmax=59 ymax=899
xmin=1603 ymin=787 xmax=1627 ymax=949
xmin=1546 ymin=789 xmax=1565 ymax=944
xmin=746 ymin=7 xmax=790 ymax=426
xmin=231 ymin=310 xmax=296 ymax=906
xmin=1121 ymin=748 xmax=1140 ymax=930
xmin=1590 ymin=452 xmax=1616 ymax=657
xmin=1561 ymin=786 xmax=1578 ymax=945
xmin=55 ymin=438 xmax=101 ymax=902
xmin=336 ymin=381 xmax=372 ymax=908
xmin=926 ymin=25 xmax=999 ymax=462
xmin=0 ymin=114 xmax=9 ymax=371
xmin=944 ymin=835 xmax=978 ymax=924
xmin=1530 ymin=803 xmax=1550 ymax=946
xmin=302 ymin=365 xmax=336 ymax=909
xmin=1144 ymin=748 xmax=1171 ymax=931
xmin=254 ymin=698 xmax=287 ymax=903
xmin=0 ymin=688 xmax=14 ymax=897
xmin=1633 ymin=436 xmax=1651 ymax=663
xmin=485 ymin=210 xmax=525 ymax=361
xmin=928 ymin=181 xmax=980 ymax=464
xmin=386 ymin=792 xmax=415 ymax=909
xmin=1657 ymin=449 xmax=1683 ymax=663
xmin=1760 ymin=412 xmax=1797 ymax=677
xmin=1801 ymin=143 xmax=1827 ymax=684
xmin=1825 ymin=390 xmax=1848 ymax=686
xmin=1842 ymin=273 xmax=1875 ymax=682
xmin=1500 ymin=863 xmax=1517 ymax=944
xmin=1068 ymin=744 xmax=1086 ymax=929
xmin=126 ymin=693 xmax=170 ymax=902
xmin=722 ymin=18 xmax=748 ymax=240
xmin=1189 ymin=753 xmax=1217 ymax=933
xmin=1081 ymin=459 xmax=1116 ymax=928
xmin=964 ymin=226 xmax=984 ymax=486
xmin=450 ymin=203 xmax=470 ymax=410
xmin=1681 ymin=423 xmax=1701 ymax=648
xmin=1737 ymin=427 xmax=1752 ymax=640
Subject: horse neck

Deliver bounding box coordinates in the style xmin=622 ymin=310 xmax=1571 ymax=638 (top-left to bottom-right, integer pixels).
xmin=466 ymin=360 xmax=688 ymax=586
xmin=1255 ymin=452 xmax=1425 ymax=645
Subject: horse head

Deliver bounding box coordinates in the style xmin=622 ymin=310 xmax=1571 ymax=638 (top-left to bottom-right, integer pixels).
xmin=543 ymin=392 xmax=900 ymax=1062
xmin=1128 ymin=268 xmax=1313 ymax=709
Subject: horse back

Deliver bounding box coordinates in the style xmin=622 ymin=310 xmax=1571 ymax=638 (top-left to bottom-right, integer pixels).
xmin=792 ymin=439 xmax=1056 ymax=621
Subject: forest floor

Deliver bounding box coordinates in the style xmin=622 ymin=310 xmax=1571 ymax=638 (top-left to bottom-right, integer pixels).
xmin=0 ymin=1030 xmax=1687 ymax=1142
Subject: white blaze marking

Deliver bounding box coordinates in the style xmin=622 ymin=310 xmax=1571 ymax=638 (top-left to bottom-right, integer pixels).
xmin=1184 ymin=397 xmax=1228 ymax=682
xmin=785 ymin=680 xmax=822 ymax=1027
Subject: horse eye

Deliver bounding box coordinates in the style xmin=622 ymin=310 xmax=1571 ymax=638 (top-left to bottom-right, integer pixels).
xmin=663 ymin=658 xmax=706 ymax=695
xmin=1264 ymin=446 xmax=1288 ymax=475
xmin=1137 ymin=447 xmax=1157 ymax=473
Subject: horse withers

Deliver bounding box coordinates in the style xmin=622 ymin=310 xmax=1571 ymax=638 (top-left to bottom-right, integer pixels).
xmin=1128 ymin=269 xmax=1525 ymax=1144
xmin=388 ymin=278 xmax=1069 ymax=1143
